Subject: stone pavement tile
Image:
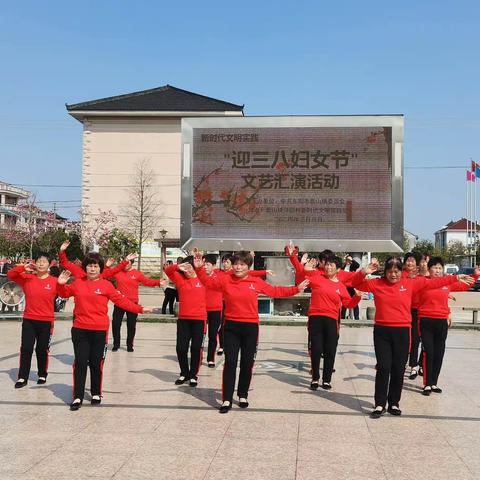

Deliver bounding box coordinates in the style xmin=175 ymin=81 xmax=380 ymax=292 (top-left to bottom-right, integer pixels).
xmin=0 ymin=450 xmax=56 ymax=476
xmin=215 ymin=437 xmax=297 ymax=463
xmin=298 ymin=418 xmax=373 ymax=443
xmin=224 ymin=412 xmax=299 ymax=440
xmin=204 ymin=458 xmax=297 ymax=480
xmin=31 ymin=451 xmax=127 ymax=478
xmin=366 ymin=417 xmax=450 ymax=446
xmin=83 ymin=410 xmax=167 ymax=433
xmin=143 ymin=433 xmax=224 ymax=457
xmin=297 ymin=438 xmax=379 ymax=463
xmin=0 ymin=412 xmax=35 ymax=431
xmin=58 ymin=432 xmax=149 ymax=454
xmin=114 ymin=453 xmax=212 ymax=480
xmin=453 ymin=446 xmax=480 ymax=476
xmin=299 ymin=411 xmax=369 ymax=428
xmin=375 ymin=444 xmax=475 ymax=480
xmin=10 ymin=411 xmax=100 ymax=433
xmin=153 ymin=414 xmax=232 ymax=438
xmin=433 ymin=420 xmax=480 ymax=447
xmin=0 ymin=432 xmax=73 ymax=453
xmin=296 ymin=458 xmax=386 ymax=480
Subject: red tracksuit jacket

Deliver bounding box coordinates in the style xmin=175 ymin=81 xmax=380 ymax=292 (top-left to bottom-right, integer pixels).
xmin=164 ymin=265 xmax=207 ymax=321
xmin=109 ymin=269 xmax=160 ymax=303
xmin=351 ymin=271 xmax=459 ymax=327
xmin=7 ymin=265 xmax=57 ymax=321
xmin=196 ymin=267 xmax=299 ymax=324
xmin=57 ymin=278 xmax=143 ymax=331
xmin=59 ymin=251 xmax=128 ymax=279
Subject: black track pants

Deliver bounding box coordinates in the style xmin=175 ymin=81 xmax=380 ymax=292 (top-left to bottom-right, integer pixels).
xmin=176 ymin=319 xmax=205 ymax=379
xmin=409 ymin=309 xmax=420 ymax=367
xmin=162 ymin=288 xmax=176 ymax=315
xmin=18 ymin=319 xmax=53 ymax=380
xmin=373 ymin=325 xmax=410 ymax=408
xmin=222 ymin=321 xmax=259 ymax=403
xmin=112 ymin=305 xmax=138 ymax=349
xmin=308 ymin=316 xmax=338 ymax=383
xmin=420 ymin=317 xmax=448 ymax=387
xmin=71 ymin=327 xmax=107 ymax=401
xmin=207 ymin=311 xmax=222 ymax=362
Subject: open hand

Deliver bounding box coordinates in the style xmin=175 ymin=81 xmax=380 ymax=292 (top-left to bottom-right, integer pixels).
xmin=126 ymin=252 xmax=138 ymax=262
xmin=364 ymin=259 xmax=380 ymax=275
xmin=58 ymin=270 xmax=71 ymax=285
xmin=60 ymin=240 xmax=70 ymax=252
xmin=297 ymin=279 xmax=310 ymax=292
xmin=300 ymin=253 xmax=309 ymax=265
xmin=142 ymin=307 xmax=154 ymax=314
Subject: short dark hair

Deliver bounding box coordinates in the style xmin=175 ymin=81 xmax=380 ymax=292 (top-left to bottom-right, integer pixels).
xmin=384 ymin=256 xmax=403 ymax=274
xmin=403 ymin=252 xmax=419 ymax=265
xmin=325 ymin=255 xmax=342 ymax=269
xmin=222 ymin=253 xmax=234 ymax=263
xmin=176 ymin=256 xmax=184 ymax=264
xmin=34 ymin=252 xmax=51 ymax=262
xmin=82 ymin=253 xmax=105 ymax=272
xmin=427 ymin=256 xmax=444 ymax=269
xmin=419 ymin=253 xmax=430 ymax=262
xmin=203 ymin=254 xmax=218 ymax=265
xmin=233 ymin=251 xmax=253 ymax=267
xmin=318 ymin=249 xmax=334 ymax=262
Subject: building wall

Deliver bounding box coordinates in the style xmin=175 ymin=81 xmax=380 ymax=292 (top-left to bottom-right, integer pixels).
xmin=81 ymin=117 xmax=183 ymax=254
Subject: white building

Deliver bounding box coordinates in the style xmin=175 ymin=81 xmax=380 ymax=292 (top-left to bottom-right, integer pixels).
xmin=0 ymin=182 xmax=29 ymax=228
xmin=66 ymin=85 xmax=244 ymax=268
xmin=434 ymin=218 xmax=480 ymax=250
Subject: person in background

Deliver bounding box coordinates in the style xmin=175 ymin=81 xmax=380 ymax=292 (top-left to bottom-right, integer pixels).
xmin=162 ymin=260 xmax=178 ymax=315
xmin=341 ymin=254 xmax=360 ymax=320
xmin=108 ymin=259 xmax=166 ymax=352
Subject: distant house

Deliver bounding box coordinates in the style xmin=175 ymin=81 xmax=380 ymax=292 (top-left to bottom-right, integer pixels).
xmin=434 ymin=218 xmax=480 ymax=250
xmin=0 ymin=182 xmax=29 ymax=228
xmin=404 ymin=229 xmax=418 ymax=251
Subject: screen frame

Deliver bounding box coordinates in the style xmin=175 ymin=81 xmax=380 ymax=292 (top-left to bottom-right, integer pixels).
xmin=181 ymin=115 xmax=404 ymax=252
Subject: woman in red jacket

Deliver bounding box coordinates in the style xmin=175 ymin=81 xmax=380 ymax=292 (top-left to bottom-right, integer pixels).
xmin=164 ymin=256 xmax=207 ymax=387
xmin=351 ymin=257 xmax=473 ymax=418
xmin=418 ymin=257 xmax=479 ymax=395
xmin=8 ymin=253 xmax=58 ymax=388
xmin=108 ymin=259 xmax=165 ymax=352
xmin=194 ymin=251 xmax=309 ymax=413
xmin=57 ymin=253 xmax=152 ymax=411
xmin=304 ymin=255 xmax=361 ymax=390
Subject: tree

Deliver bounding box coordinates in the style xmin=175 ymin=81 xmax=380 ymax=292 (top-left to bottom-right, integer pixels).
xmin=412 ymin=239 xmax=436 ymax=257
xmin=98 ymin=228 xmax=138 ymax=260
xmin=81 ymin=209 xmax=118 ymax=253
xmin=445 ymin=240 xmax=466 ymax=263
xmin=124 ymin=158 xmax=159 ymax=270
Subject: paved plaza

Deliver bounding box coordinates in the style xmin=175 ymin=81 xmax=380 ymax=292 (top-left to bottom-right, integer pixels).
xmin=0 ymin=320 xmax=479 ymax=479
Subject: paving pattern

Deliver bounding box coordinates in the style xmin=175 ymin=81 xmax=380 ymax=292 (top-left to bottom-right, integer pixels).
xmin=0 ymin=320 xmax=479 ymax=479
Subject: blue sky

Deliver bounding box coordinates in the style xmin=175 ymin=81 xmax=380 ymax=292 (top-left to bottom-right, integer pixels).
xmin=1 ymin=1 xmax=479 ymax=241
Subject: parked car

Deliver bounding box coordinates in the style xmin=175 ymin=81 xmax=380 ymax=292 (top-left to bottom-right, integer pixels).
xmin=458 ymin=267 xmax=480 ymax=291
xmin=444 ymin=264 xmax=459 ymax=275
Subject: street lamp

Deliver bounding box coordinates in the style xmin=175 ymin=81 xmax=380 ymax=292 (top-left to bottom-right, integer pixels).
xmin=159 ymin=229 xmax=168 ymax=272
xmin=160 ymin=229 xmax=168 ymax=239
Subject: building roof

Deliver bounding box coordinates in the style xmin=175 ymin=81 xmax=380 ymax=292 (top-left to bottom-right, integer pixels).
xmin=66 ymin=85 xmax=244 ymax=114
xmin=0 ymin=181 xmax=29 ymax=199
xmin=435 ymin=218 xmax=480 ymax=233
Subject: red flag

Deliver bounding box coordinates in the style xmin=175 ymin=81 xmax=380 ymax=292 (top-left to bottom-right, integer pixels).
xmin=472 ymin=160 xmax=477 ymax=171
xmin=467 ymin=170 xmax=476 ymax=181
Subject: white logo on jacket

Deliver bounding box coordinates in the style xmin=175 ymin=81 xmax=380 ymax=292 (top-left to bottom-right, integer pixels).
xmin=195 ymin=282 xmax=203 ymax=288
xmin=94 ymin=288 xmax=102 ymax=294
xmin=399 ymin=285 xmax=407 ymax=292
xmin=249 ymin=283 xmax=256 ymax=290
xmin=44 ymin=284 xmax=52 ymax=290
xmin=131 ymin=275 xmax=136 ymax=280
xmin=336 ymin=289 xmax=341 ymax=295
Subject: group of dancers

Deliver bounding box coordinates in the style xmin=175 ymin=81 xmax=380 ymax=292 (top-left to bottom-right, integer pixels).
xmin=7 ymin=240 xmax=476 ymax=417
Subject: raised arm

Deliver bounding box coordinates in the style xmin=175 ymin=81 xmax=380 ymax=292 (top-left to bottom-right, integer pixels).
xmin=413 ymin=274 xmax=472 ymax=293
xmin=163 ymin=264 xmax=186 ymax=288
xmin=56 ymin=270 xmax=74 ymax=298
xmin=6 ymin=264 xmax=34 ymax=285
xmin=105 ymin=284 xmax=145 ymax=314
xmin=137 ymin=272 xmax=163 ymax=288
xmin=257 ymin=278 xmax=308 ymax=298
xmin=58 ymin=250 xmax=85 ymax=279
xmin=285 ymin=245 xmax=306 ymax=284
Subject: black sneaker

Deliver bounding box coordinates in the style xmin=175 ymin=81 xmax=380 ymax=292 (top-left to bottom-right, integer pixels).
xmin=321 ymin=382 xmax=332 ymax=390
xmin=217 ymin=348 xmax=224 ymax=356
xmin=431 ymin=385 xmax=443 ymax=393
xmin=310 ymin=381 xmax=319 ymax=390
xmin=175 ymin=376 xmax=187 ymax=385
xmin=409 ymin=368 xmax=418 ymax=380
xmin=70 ymin=399 xmax=82 ymax=411
xmin=15 ymin=379 xmax=28 ymax=389
xmin=207 ymin=361 xmax=215 ymax=368
xmin=387 ymin=405 xmax=402 ymax=416
xmin=422 ymin=386 xmax=432 ymax=396
xmin=238 ymin=398 xmax=249 ymax=408
xmin=219 ymin=402 xmax=231 ymax=414
xmin=370 ymin=407 xmax=386 ymax=419
xmin=37 ymin=377 xmax=47 ymax=385
xmin=112 ymin=346 xmax=119 ymax=352
xmin=189 ymin=378 xmax=198 ymax=387
xmin=91 ymin=395 xmax=102 ymax=405
xmin=127 ymin=347 xmax=134 ymax=352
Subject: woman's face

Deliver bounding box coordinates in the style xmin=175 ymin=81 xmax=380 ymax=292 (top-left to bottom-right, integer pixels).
xmin=324 ymin=262 xmax=338 ymax=278
xmin=35 ymin=257 xmax=50 ymax=275
xmin=204 ymin=262 xmax=214 ymax=275
xmin=429 ymin=263 xmax=443 ymax=278
xmin=404 ymin=257 xmax=417 ymax=273
xmin=223 ymin=259 xmax=232 ymax=270
xmin=419 ymin=257 xmax=430 ymax=271
xmin=233 ymin=260 xmax=249 ymax=278
xmin=86 ymin=263 xmax=101 ymax=280
xmin=385 ymin=266 xmax=402 ymax=283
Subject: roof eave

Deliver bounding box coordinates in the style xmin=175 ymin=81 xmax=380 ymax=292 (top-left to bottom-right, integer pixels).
xmin=67 ymin=110 xmax=244 ymax=122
